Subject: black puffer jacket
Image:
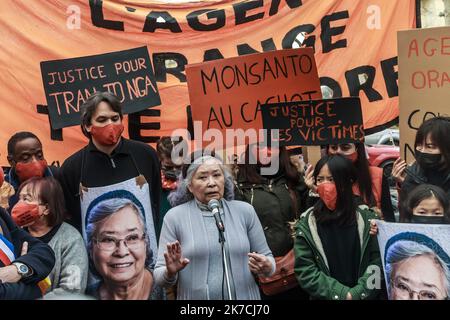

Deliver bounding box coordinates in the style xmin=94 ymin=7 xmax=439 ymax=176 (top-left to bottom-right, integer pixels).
xmin=234 ymin=174 xmax=307 ymax=257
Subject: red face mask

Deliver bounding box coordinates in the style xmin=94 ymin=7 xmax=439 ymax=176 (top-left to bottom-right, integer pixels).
xmin=90 ymin=123 xmax=124 ymax=146
xmin=345 ymin=151 xmax=358 ymax=164
xmin=317 ymin=182 xmax=338 ymax=211
xmin=15 ymin=159 xmax=47 ymax=183
xmin=11 ymin=202 xmax=41 ymax=227
xmin=161 ymin=170 xmax=178 ymax=190
xmin=0 ymin=169 xmax=4 ymax=187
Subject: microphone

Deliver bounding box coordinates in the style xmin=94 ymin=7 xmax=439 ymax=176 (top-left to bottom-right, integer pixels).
xmin=208 ymin=199 xmax=224 ymax=232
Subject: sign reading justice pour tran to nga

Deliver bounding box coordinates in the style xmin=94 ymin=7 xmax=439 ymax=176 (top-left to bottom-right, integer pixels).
xmin=40 ymin=46 xmax=161 ymax=130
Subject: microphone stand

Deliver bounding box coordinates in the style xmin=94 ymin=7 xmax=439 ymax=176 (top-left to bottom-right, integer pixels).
xmin=214 ymin=214 xmax=234 ymax=300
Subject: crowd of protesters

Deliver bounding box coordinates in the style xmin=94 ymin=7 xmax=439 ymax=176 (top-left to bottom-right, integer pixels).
xmin=1 ymin=91 xmax=449 ymax=300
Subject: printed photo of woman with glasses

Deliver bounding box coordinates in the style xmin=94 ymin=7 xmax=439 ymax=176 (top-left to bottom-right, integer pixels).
xmin=85 ymin=197 xmax=164 ymax=300
xmin=384 ymin=233 xmax=450 ymax=300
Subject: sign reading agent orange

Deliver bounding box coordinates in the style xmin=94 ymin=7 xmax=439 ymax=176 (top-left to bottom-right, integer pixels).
xmin=185 ymin=48 xmax=322 ymax=136
xmin=398 ymin=26 xmax=450 ymax=163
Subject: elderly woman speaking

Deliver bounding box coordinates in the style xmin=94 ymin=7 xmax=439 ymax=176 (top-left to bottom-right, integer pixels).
xmin=154 ymin=155 xmax=275 ymax=300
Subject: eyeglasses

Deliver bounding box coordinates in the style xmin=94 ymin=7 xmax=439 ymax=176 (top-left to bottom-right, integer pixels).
xmin=94 ymin=233 xmax=146 ymax=251
xmin=392 ymin=278 xmax=446 ymax=300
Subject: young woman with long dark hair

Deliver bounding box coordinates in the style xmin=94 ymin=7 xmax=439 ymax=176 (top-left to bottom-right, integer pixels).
xmin=294 ymin=155 xmax=382 ymax=300
xmin=305 ymin=143 xmax=395 ymax=221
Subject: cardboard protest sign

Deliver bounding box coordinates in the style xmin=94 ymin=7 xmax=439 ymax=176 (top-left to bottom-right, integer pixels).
xmin=185 ymin=48 xmax=322 ymax=137
xmin=40 ymin=46 xmax=161 ymax=129
xmin=398 ymin=26 xmax=450 ymax=163
xmin=377 ymin=221 xmax=450 ymax=300
xmin=261 ymin=97 xmax=364 ymax=146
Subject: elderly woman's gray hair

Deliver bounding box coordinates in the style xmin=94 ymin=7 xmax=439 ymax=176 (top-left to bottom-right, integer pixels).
xmin=385 ymin=240 xmax=450 ymax=299
xmin=85 ymin=198 xmax=154 ymax=269
xmin=168 ymin=155 xmax=234 ymax=207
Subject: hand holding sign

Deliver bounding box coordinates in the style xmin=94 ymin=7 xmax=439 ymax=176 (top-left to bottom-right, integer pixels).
xmin=392 ymin=158 xmax=407 ymax=184
xmin=304 ymin=164 xmax=317 ymax=192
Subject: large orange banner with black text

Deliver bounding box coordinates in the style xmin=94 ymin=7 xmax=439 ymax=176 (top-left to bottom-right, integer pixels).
xmin=0 ymin=0 xmax=416 ymax=165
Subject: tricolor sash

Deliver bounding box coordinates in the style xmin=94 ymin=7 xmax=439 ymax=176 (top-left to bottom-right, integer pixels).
xmin=0 ymin=233 xmax=15 ymax=266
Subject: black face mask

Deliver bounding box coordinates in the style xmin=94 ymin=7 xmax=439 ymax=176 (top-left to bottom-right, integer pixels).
xmin=411 ymin=215 xmax=447 ymax=224
xmin=415 ymin=150 xmax=442 ymax=170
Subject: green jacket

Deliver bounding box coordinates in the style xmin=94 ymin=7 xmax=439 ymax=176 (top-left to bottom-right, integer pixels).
xmin=234 ymin=174 xmax=307 ymax=257
xmin=294 ymin=205 xmax=382 ymax=300
xmin=156 ymin=189 xmax=172 ymax=241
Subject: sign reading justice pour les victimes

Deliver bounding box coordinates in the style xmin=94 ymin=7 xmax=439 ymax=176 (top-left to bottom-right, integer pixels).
xmin=261 ymin=97 xmax=364 ymax=146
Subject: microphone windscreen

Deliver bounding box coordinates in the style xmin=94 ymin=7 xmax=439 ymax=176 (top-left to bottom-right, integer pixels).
xmin=208 ymin=199 xmax=220 ymax=211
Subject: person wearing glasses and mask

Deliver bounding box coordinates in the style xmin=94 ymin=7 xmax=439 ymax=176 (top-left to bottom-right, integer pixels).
xmin=305 ymin=142 xmax=395 ymax=222
xmin=385 ymin=233 xmax=450 ymax=300
xmin=85 ymin=197 xmax=163 ymax=300
xmin=12 ymin=177 xmax=88 ymax=297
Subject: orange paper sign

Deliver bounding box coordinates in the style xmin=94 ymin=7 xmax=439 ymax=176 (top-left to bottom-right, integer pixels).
xmin=186 ymin=48 xmax=322 ymax=136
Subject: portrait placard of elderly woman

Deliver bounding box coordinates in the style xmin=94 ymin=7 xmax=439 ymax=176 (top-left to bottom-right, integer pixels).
xmin=154 ymin=154 xmax=276 ymax=300
xmin=385 ymin=233 xmax=450 ymax=300
xmin=85 ymin=197 xmax=163 ymax=300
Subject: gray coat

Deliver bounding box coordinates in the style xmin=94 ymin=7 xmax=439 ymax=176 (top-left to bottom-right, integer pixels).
xmin=44 ymin=222 xmax=89 ymax=297
xmin=154 ymin=199 xmax=275 ymax=300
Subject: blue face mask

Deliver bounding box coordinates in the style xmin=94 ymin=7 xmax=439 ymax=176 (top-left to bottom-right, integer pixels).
xmin=411 ymin=215 xmax=447 ymax=224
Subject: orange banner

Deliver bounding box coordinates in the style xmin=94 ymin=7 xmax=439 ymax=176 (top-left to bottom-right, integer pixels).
xmin=0 ymin=0 xmax=416 ymax=165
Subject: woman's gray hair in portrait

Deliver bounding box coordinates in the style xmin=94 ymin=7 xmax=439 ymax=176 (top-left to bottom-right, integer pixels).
xmin=85 ymin=198 xmax=154 ymax=270
xmin=385 ymin=240 xmax=450 ymax=299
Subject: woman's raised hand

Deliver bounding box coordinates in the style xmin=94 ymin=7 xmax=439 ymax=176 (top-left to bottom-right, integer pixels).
xmin=164 ymin=240 xmax=189 ymax=279
xmin=304 ymin=164 xmax=317 ymax=193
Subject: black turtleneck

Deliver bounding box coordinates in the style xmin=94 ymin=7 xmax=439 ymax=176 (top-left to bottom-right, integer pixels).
xmin=317 ymin=219 xmax=361 ymax=288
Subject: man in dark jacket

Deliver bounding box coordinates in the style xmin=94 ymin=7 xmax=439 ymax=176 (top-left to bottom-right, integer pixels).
xmin=58 ymin=92 xmax=161 ymax=232
xmin=0 ymin=207 xmax=55 ymax=299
